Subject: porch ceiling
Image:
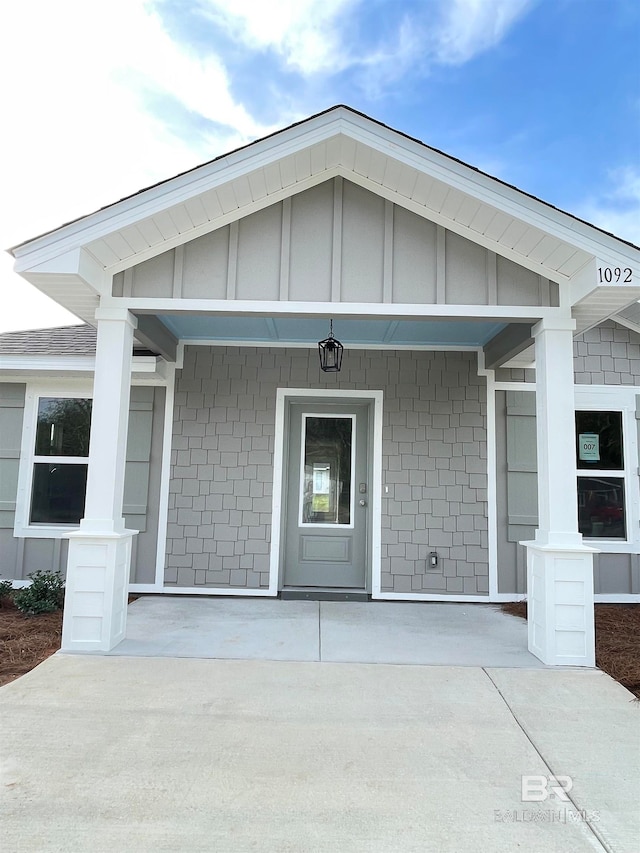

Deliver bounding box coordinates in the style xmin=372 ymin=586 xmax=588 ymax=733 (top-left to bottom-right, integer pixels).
xmin=155 ymin=314 xmax=507 ymax=348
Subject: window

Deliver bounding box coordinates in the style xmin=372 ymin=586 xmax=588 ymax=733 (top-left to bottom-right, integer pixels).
xmin=576 ymin=411 xmax=625 ymax=539
xmin=29 ymin=397 xmax=92 ymax=525
xmin=300 ymin=415 xmax=354 ymax=526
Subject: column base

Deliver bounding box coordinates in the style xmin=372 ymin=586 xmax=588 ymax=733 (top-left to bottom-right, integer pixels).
xmin=522 ymin=541 xmax=596 ymax=667
xmin=61 ymin=530 xmax=137 ymax=652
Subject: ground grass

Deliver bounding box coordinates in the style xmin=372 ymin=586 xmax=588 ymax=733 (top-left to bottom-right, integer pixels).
xmin=1 ymin=595 xmax=639 ymax=696
xmin=502 ymin=602 xmax=640 ymax=699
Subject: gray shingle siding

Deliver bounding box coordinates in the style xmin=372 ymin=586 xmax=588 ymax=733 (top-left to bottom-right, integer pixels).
xmin=165 ymin=346 xmax=489 ymax=594
xmin=574 ymin=320 xmax=640 ymax=384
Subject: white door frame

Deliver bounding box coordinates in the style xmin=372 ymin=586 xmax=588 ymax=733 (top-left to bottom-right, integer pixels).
xmin=269 ymin=388 xmax=384 ymax=595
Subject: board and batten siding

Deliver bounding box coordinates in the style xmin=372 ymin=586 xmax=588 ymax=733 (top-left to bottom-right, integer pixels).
xmin=113 ymin=179 xmax=557 ymax=308
xmin=165 ymin=346 xmax=488 ymax=594
xmin=0 ymin=383 xmax=163 ymax=584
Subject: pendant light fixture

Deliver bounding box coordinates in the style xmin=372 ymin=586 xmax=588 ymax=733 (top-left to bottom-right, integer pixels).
xmin=318 ymin=319 xmax=344 ymax=372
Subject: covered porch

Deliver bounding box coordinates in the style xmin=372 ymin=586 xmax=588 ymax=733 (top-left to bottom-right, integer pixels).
xmin=103 ymin=595 xmax=548 ymax=668
xmin=10 ymin=106 xmax=640 ymax=668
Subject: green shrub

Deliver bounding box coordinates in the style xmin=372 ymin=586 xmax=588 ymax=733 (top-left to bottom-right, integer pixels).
xmin=0 ymin=578 xmax=14 ymax=604
xmin=14 ymin=571 xmax=65 ymax=616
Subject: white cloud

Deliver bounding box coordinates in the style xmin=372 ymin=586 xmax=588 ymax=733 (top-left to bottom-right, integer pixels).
xmin=0 ymin=0 xmax=277 ymax=332
xmin=433 ymin=0 xmax=536 ymax=65
xmin=577 ymin=167 xmax=640 ymax=246
xmin=195 ymin=0 xmax=359 ymax=75
xmin=197 ymin=0 xmax=535 ymax=81
xmin=0 ymin=0 xmax=542 ymax=333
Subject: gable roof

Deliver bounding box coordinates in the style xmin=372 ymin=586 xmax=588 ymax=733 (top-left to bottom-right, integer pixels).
xmin=8 ymin=105 xmax=640 ymax=333
xmin=11 ymin=105 xmax=638 ymax=257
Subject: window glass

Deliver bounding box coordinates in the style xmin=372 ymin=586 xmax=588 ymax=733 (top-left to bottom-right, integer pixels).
xmin=575 ymin=411 xmax=623 ymax=470
xmin=30 ymin=463 xmax=88 ymax=524
xmin=302 ymin=416 xmax=352 ymax=524
xmin=577 ymin=476 xmax=626 ymax=539
xmin=35 ymin=398 xmax=92 ymax=457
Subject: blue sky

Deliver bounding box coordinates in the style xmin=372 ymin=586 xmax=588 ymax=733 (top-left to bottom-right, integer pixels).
xmin=1 ymin=0 xmax=639 ymax=331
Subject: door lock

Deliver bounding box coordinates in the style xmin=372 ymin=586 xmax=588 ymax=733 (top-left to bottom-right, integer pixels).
xmin=359 ymin=499 xmax=367 ymax=507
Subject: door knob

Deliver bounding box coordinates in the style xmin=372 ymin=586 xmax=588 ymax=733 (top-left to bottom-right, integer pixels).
xmin=359 ymin=499 xmax=367 ymax=507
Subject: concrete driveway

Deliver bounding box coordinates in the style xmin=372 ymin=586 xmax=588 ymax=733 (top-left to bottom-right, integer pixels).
xmin=1 ymin=652 xmax=639 ymax=852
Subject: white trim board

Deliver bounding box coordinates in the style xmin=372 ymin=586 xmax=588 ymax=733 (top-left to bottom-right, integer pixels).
xmin=478 ymin=355 xmax=498 ymax=599
xmin=153 ymin=364 xmax=176 ymax=592
xmin=594 ymin=594 xmax=640 ymax=603
xmin=373 ymin=592 xmax=491 ymax=602
xmin=156 ymin=586 xmax=274 ymax=597
xmin=176 ymin=339 xmax=482 ymax=352
xmin=270 ymin=388 xmax=384 ymax=596
xmin=106 ymin=297 xmax=563 ymax=321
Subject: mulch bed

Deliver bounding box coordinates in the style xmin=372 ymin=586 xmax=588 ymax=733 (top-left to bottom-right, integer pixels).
xmin=502 ymin=602 xmax=640 ymax=699
xmin=0 ymin=597 xmax=63 ymax=687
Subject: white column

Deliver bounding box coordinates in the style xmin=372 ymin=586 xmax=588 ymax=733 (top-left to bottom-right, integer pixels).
xmin=62 ymin=308 xmax=138 ymax=652
xmin=523 ymin=318 xmax=596 ymax=667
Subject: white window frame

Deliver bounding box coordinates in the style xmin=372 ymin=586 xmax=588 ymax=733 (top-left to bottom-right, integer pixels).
xmin=14 ymin=380 xmax=93 ymax=539
xmin=574 ymin=387 xmax=640 ymax=553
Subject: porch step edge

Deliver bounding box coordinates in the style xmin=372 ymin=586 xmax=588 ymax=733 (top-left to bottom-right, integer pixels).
xmin=280 ymin=588 xmax=370 ymax=602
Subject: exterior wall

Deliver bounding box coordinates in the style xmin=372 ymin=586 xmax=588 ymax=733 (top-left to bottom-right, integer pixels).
xmin=112 ymin=179 xmax=557 ymax=308
xmin=495 ymin=319 xmax=640 ymax=596
xmin=0 ymin=383 xmax=163 ymax=584
xmin=574 ymin=319 xmax=640 ymax=385
xmin=125 ymin=387 xmax=165 ymax=584
xmin=165 ymin=346 xmax=489 ymax=594
xmin=494 ymin=368 xmax=535 ymax=383
xmin=495 ymin=390 xmax=535 ymax=594
xmin=496 ymin=386 xmax=640 ymax=596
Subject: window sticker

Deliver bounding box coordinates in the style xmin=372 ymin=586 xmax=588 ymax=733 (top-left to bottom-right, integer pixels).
xmin=578 ymin=433 xmax=600 ymax=462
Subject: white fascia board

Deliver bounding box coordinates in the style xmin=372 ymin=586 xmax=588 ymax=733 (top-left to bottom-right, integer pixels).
xmin=0 ymin=355 xmax=168 ymax=385
xmin=612 ymin=314 xmax=640 ymax=336
xmin=0 ymin=355 xmax=98 ymax=373
xmin=343 ymin=121 xmax=640 ymax=271
xmin=15 ymin=248 xmax=110 ymax=295
xmin=111 ymin=297 xmax=561 ymax=322
xmin=569 ymin=257 xmax=640 ymax=308
xmin=10 ymin=114 xmax=349 ymax=271
xmin=181 ymin=339 xmax=480 ymax=352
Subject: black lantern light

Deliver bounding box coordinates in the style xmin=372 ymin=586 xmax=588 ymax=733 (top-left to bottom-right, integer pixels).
xmin=318 ymin=320 xmax=344 ymax=373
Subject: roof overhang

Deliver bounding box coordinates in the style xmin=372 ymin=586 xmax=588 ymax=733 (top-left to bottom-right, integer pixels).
xmin=9 ymin=106 xmax=640 ymax=338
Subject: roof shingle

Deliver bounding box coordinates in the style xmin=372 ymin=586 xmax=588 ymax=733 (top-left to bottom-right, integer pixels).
xmin=0 ymin=324 xmax=97 ymax=355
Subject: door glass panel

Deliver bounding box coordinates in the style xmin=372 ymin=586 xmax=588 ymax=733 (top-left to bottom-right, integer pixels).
xmin=301 ymin=416 xmax=353 ymax=525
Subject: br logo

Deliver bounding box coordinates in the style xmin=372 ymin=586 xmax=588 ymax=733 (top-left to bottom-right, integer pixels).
xmin=521 ymin=775 xmax=573 ymax=802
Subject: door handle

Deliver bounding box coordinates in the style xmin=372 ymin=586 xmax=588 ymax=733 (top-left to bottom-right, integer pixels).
xmin=359 ymin=499 xmax=367 ymax=507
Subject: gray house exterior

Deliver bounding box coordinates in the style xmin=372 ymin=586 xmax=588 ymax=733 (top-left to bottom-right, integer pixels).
xmin=3 ymin=107 xmax=640 ymax=665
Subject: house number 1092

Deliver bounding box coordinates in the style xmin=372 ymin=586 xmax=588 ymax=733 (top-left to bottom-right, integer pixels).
xmin=598 ymin=267 xmax=632 ymax=283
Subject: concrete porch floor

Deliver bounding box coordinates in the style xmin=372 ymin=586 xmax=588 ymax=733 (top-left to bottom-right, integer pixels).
xmin=105 ymin=597 xmax=550 ymax=668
